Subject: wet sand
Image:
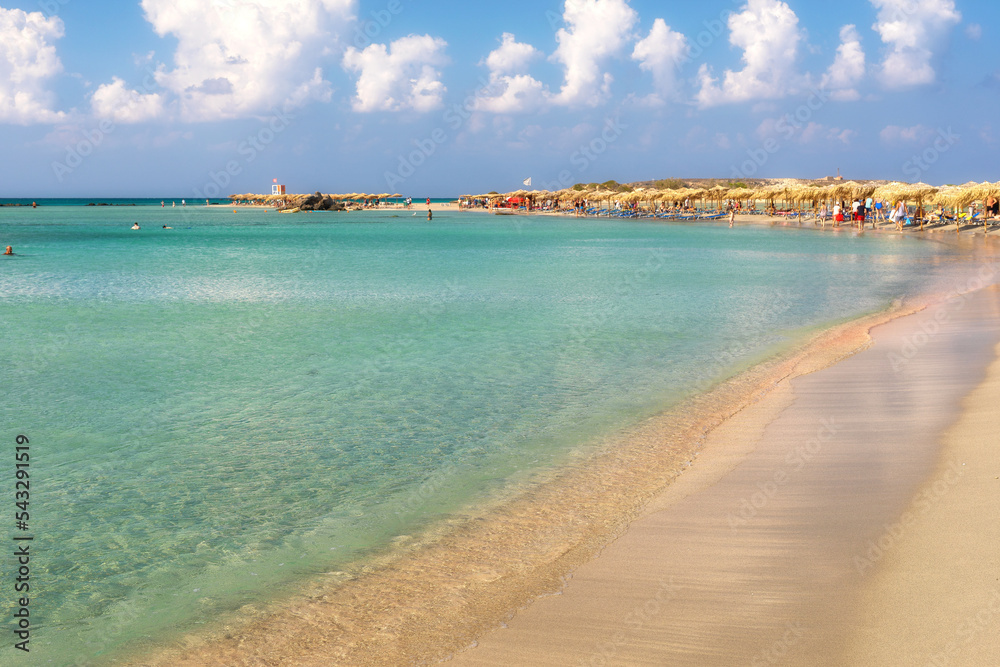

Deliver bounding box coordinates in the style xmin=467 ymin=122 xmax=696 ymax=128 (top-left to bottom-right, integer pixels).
xmin=449 ymin=286 xmax=1000 ymax=666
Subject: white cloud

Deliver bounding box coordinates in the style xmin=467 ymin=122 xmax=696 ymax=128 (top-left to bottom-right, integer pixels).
xmin=880 ymin=124 xmax=934 ymax=143
xmin=477 ymin=33 xmax=548 ymax=114
xmin=697 ymin=0 xmax=804 ymax=107
xmin=0 ymin=7 xmax=66 ymax=124
xmin=342 ymin=34 xmax=448 ymax=112
xmin=140 ymin=0 xmax=354 ymax=122
xmin=486 ymin=32 xmax=542 ymax=76
xmin=965 ymin=23 xmax=982 ymax=40
xmin=91 ymin=77 xmax=165 ymax=123
xmin=552 ymin=0 xmax=638 ymax=106
xmin=821 ymin=25 xmax=866 ymax=101
xmin=799 ymin=122 xmax=856 ymax=145
xmin=631 ymin=18 xmax=689 ymax=104
xmin=756 ymin=116 xmax=856 ymax=146
xmin=871 ymin=0 xmax=961 ymax=88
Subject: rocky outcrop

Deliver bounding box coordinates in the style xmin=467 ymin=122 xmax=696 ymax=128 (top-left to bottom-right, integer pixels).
xmin=298 ymin=192 xmax=346 ymax=212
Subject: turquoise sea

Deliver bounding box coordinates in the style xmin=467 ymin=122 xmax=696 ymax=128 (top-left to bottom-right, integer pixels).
xmin=0 ymin=204 xmax=973 ymax=664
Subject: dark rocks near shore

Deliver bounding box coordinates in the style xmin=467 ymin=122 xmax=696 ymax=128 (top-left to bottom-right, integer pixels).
xmin=298 ymin=192 xmax=345 ymax=212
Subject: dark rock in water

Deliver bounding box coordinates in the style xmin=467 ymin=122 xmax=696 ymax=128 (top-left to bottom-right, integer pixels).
xmin=300 ymin=193 xmax=323 ymax=211
xmin=299 ymin=193 xmax=345 ymax=212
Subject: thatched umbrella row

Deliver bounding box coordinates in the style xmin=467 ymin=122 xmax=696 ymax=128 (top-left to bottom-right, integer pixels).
xmin=235 ymin=181 xmax=1000 ymax=214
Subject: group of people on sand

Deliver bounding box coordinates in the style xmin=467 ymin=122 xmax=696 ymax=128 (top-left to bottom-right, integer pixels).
xmin=814 ymin=198 xmax=907 ymax=231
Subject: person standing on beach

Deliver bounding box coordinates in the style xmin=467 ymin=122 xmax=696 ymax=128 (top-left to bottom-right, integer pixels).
xmin=729 ymin=209 xmax=735 ymax=227
xmin=893 ymin=201 xmax=906 ymax=231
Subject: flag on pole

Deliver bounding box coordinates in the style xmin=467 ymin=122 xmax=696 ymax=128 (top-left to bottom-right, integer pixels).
xmin=523 ymin=177 xmax=532 ymax=187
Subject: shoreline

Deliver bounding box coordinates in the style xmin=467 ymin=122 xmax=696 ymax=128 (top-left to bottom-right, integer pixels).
xmin=134 ymin=313 xmax=891 ymax=665
xmin=216 ymin=203 xmax=1000 ymax=239
xmin=447 ymin=281 xmax=1000 ymax=666
xmin=128 ymin=237 xmax=998 ymax=666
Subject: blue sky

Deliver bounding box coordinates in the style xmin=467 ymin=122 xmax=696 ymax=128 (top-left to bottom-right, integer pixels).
xmin=0 ymin=0 xmax=996 ymax=197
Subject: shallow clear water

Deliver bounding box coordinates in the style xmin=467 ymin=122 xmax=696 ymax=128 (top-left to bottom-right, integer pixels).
xmin=0 ymin=206 xmax=965 ymax=663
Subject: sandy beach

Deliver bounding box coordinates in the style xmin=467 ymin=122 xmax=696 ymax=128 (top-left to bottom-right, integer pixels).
xmin=448 ymin=284 xmax=1000 ymax=666
xmin=123 ymin=227 xmax=1000 ymax=666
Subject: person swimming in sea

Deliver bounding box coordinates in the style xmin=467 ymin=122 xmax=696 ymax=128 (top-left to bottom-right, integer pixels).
xmin=162 ymin=225 xmax=172 ymax=229
xmin=4 ymin=246 xmax=12 ymax=255
xmin=131 ymin=223 xmax=141 ymax=230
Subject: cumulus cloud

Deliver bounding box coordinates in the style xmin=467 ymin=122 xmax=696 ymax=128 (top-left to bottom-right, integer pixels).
xmin=871 ymin=0 xmax=961 ymax=88
xmin=631 ymin=18 xmax=689 ymax=104
xmin=757 ymin=117 xmax=855 ymax=145
xmin=821 ymin=25 xmax=866 ymax=101
xmin=476 ymin=33 xmax=548 ymax=114
xmin=486 ymin=32 xmax=542 ymax=76
xmin=0 ymin=7 xmax=66 ymax=124
xmin=697 ymin=0 xmax=804 ymax=108
xmin=140 ymin=0 xmax=354 ymax=121
xmin=880 ymin=124 xmax=934 ymax=143
xmin=799 ymin=122 xmax=856 ymax=145
xmin=552 ymin=0 xmax=638 ymax=106
xmin=91 ymin=77 xmax=165 ymax=123
xmin=342 ymin=34 xmax=448 ymax=112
